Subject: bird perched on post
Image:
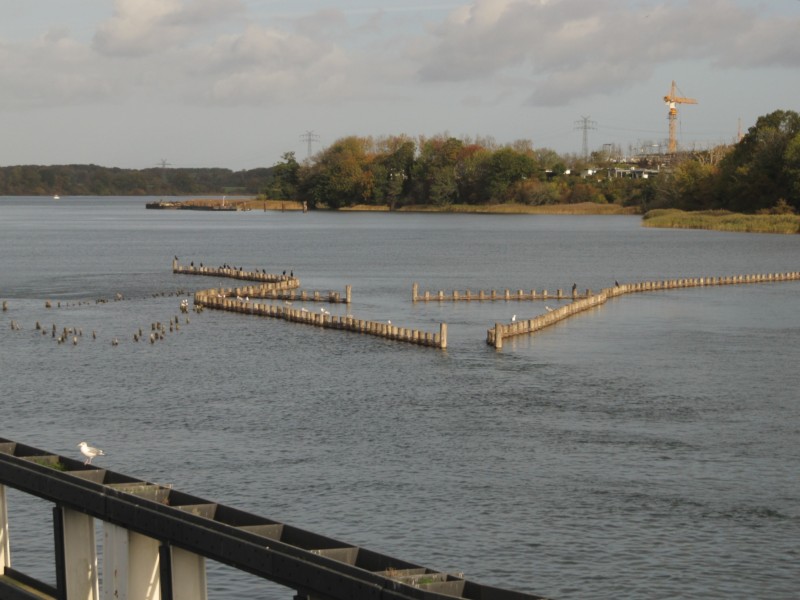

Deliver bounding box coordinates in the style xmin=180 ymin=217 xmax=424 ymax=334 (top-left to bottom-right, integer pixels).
xmin=78 ymin=441 xmax=106 ymax=465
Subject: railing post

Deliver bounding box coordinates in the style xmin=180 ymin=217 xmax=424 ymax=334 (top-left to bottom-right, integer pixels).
xmin=55 ymin=506 xmax=100 ymax=600
xmin=103 ymin=523 xmax=161 ymax=600
xmin=0 ymin=484 xmax=9 ymax=572
xmin=168 ymin=546 xmax=208 ymax=600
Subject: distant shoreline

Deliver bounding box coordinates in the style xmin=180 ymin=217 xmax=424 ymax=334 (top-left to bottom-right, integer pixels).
xmin=143 ymin=199 xmax=799 ymax=233
xmin=146 ymin=197 xmax=638 ymax=215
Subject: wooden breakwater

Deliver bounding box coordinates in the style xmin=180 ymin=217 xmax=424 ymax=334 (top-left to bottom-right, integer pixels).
xmin=488 ymin=271 xmax=800 ymax=348
xmin=195 ymin=290 xmax=447 ymax=348
xmin=174 ymin=260 xmax=350 ymax=304
xmin=173 ymin=260 xmax=299 ymax=286
xmin=413 ymin=282 xmax=590 ymax=302
xmin=210 ymin=284 xmax=351 ymax=305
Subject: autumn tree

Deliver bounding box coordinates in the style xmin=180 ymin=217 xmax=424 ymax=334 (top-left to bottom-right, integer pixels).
xmin=297 ymin=137 xmax=373 ymax=209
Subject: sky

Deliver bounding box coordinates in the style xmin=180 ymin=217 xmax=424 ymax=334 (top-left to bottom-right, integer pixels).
xmin=1 ymin=0 xmax=799 ymax=170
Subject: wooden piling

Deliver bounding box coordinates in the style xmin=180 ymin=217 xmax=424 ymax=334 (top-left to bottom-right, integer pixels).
xmin=487 ymin=270 xmax=800 ymax=348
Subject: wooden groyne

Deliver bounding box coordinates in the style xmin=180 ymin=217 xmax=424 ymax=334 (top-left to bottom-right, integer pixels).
xmin=488 ymin=271 xmax=800 ymax=348
xmin=195 ymin=290 xmax=447 ymax=348
xmin=173 ymin=260 xmax=299 ymax=286
xmin=178 ymin=261 xmax=445 ymax=349
xmin=208 ymin=284 xmax=351 ymax=305
xmin=413 ymin=282 xmax=591 ymax=302
xmin=173 ymin=260 xmax=351 ymax=303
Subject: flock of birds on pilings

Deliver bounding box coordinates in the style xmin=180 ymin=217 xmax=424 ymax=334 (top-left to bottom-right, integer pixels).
xmin=1 ymin=261 xmax=349 ymax=350
xmin=1 ymin=288 xmax=205 ymax=349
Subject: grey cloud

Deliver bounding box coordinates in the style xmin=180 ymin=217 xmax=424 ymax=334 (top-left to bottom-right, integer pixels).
xmin=415 ymin=0 xmax=800 ymax=105
xmin=93 ymin=0 xmax=245 ymax=57
xmin=0 ymin=32 xmax=117 ymax=108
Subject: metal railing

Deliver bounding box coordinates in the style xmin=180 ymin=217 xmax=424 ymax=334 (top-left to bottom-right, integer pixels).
xmin=0 ymin=438 xmax=547 ymax=600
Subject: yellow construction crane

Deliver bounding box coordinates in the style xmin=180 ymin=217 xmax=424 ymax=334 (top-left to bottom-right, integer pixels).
xmin=663 ymin=80 xmax=697 ymax=153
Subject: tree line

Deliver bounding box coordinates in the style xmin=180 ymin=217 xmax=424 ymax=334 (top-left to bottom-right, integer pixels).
xmin=0 ymin=163 xmax=270 ymax=196
xmin=268 ymin=136 xmax=652 ymax=210
xmin=267 ymin=110 xmax=800 ymax=214
xmin=650 ymin=110 xmax=800 ymax=214
xmin=2 ymin=110 xmax=797 ymax=215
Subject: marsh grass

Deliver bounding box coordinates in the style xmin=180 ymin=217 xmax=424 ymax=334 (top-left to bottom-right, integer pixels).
xmin=643 ymin=209 xmax=800 ymax=234
xmin=394 ymin=202 xmax=637 ymax=215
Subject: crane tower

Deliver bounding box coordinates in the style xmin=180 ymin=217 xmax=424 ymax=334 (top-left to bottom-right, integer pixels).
xmin=663 ymin=80 xmax=697 ymax=153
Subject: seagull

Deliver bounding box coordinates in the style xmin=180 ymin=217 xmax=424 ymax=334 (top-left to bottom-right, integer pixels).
xmin=511 ymin=315 xmax=516 ymax=322
xmin=78 ymin=441 xmax=106 ymax=465
xmin=545 ymin=305 xmax=553 ymax=312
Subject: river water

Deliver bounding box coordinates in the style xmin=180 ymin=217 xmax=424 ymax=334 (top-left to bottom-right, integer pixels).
xmin=1 ymin=196 xmax=798 ymax=599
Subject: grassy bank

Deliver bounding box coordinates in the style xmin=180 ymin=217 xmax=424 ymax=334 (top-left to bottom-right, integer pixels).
xmin=642 ymin=209 xmax=800 ymax=234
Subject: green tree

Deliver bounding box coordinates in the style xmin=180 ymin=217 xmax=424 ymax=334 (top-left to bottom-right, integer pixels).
xmin=653 ymin=158 xmax=718 ymax=210
xmin=371 ymin=137 xmax=416 ymax=209
xmin=718 ymin=109 xmax=800 ymax=212
xmin=410 ymin=136 xmax=464 ymax=206
xmin=481 ymin=147 xmax=536 ymax=202
xmin=266 ymin=152 xmax=300 ymax=199
xmin=297 ymin=137 xmax=371 ymax=209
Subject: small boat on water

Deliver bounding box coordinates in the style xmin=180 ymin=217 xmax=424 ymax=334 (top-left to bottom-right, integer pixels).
xmin=53 ymin=195 xmax=60 ymax=200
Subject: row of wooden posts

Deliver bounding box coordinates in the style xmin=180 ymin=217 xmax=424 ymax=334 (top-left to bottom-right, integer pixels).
xmin=175 ymin=261 xmax=797 ymax=351
xmin=172 ymin=262 xmax=296 ymax=285
xmin=487 ymin=271 xmax=800 ymax=349
xmin=412 ymin=283 xmax=590 ymax=302
xmin=195 ymin=290 xmax=447 ymax=348
xmin=175 ymin=261 xmax=448 ymax=349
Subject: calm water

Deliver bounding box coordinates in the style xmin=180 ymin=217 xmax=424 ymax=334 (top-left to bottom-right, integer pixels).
xmin=1 ymin=196 xmax=799 ymax=599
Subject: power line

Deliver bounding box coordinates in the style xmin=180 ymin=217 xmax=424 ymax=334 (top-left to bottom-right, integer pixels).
xmin=574 ymin=116 xmax=596 ymax=159
xmin=299 ymin=130 xmax=320 ymax=158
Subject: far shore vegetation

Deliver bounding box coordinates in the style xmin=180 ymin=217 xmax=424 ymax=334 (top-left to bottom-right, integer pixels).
xmin=643 ymin=208 xmax=800 ymax=234
xmin=3 ymin=109 xmax=799 ymax=233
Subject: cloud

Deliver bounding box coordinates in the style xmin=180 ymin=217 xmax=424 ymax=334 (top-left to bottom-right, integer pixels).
xmin=199 ymin=24 xmax=352 ymax=104
xmin=5 ymin=0 xmax=798 ymax=114
xmin=93 ymin=0 xmax=245 ymax=57
xmin=414 ymin=0 xmax=800 ymax=106
xmin=0 ymin=29 xmax=116 ymax=108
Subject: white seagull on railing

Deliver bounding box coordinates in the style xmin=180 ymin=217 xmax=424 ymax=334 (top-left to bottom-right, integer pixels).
xmin=78 ymin=441 xmax=106 ymax=465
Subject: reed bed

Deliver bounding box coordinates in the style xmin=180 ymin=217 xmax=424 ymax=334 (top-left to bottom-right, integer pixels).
xmin=395 ymin=202 xmax=636 ymax=215
xmin=642 ymin=209 xmax=800 ymax=234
